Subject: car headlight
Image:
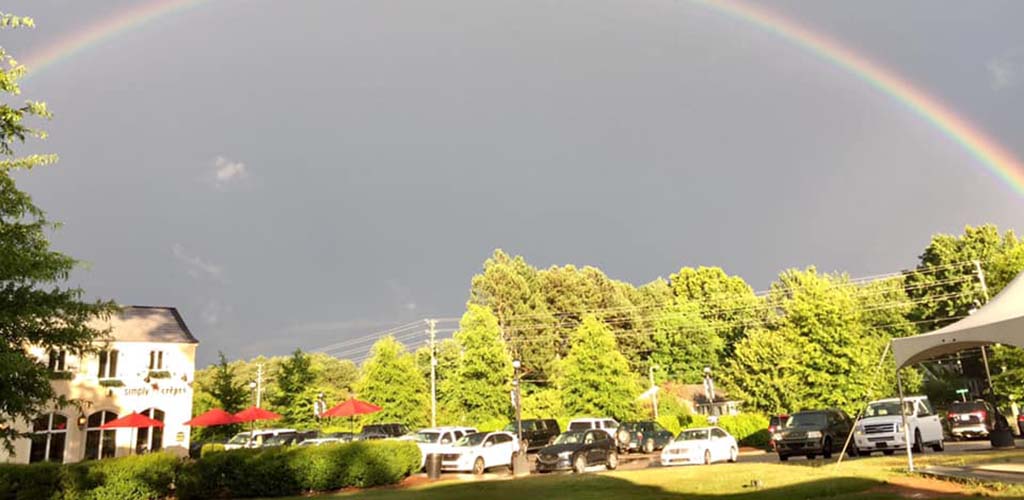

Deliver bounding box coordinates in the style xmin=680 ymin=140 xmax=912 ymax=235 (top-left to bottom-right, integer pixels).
xmin=558 ymin=451 xmax=573 ymax=458
xmin=772 ymin=433 xmax=782 ymax=441
xmin=806 ymin=431 xmax=822 ymax=439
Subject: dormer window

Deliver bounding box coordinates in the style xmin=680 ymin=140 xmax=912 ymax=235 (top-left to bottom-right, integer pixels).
xmin=148 ymin=350 xmax=164 ymax=370
xmin=47 ymin=350 xmax=67 ymax=372
xmin=97 ymin=350 xmax=119 ymax=378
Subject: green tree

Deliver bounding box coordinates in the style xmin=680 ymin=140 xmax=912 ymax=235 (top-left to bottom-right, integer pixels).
xmin=0 ymin=13 xmax=118 ymax=452
xmin=356 ymin=336 xmax=430 ymax=428
xmin=669 ymin=267 xmax=761 ymax=357
xmin=442 ymin=305 xmax=513 ymax=426
xmin=722 ymin=328 xmax=810 ymax=414
xmin=649 ymin=300 xmax=720 ymax=383
xmin=556 ymin=316 xmax=640 ymax=420
xmin=192 ymin=352 xmax=247 ymax=441
xmin=272 ymin=349 xmax=317 ymax=426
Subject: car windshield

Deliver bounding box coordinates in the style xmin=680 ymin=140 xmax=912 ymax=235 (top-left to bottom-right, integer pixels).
xmin=227 ymin=432 xmax=251 ymax=445
xmin=264 ymin=434 xmax=294 ymax=446
xmin=785 ymin=413 xmax=827 ymax=428
xmin=553 ymin=431 xmax=586 ymax=445
xmin=769 ymin=416 xmax=788 ymax=427
xmin=621 ymin=422 xmax=649 ymax=432
xmin=567 ymin=422 xmax=592 ymax=431
xmin=676 ymin=429 xmax=709 ymax=441
xmin=454 ymin=433 xmax=487 ymax=447
xmin=864 ymin=402 xmax=910 ymax=418
xmin=414 ymin=432 xmax=440 ymax=444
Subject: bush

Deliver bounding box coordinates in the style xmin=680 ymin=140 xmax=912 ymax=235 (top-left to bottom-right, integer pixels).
xmin=681 ymin=413 xmax=710 ymax=429
xmin=61 ymin=452 xmax=180 ymax=500
xmin=0 ymin=462 xmax=61 ymax=500
xmin=177 ymin=439 xmax=421 ymax=499
xmin=717 ymin=413 xmax=770 ymax=448
xmin=200 ymin=443 xmax=225 ymax=457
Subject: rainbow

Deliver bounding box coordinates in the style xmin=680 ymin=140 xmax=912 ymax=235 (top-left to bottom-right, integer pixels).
xmin=21 ymin=0 xmax=207 ymax=78
xmin=695 ymin=0 xmax=1024 ymax=196
xmin=17 ymin=0 xmax=1024 ymax=196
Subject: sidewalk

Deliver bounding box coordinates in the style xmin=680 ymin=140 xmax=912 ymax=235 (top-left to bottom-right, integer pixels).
xmin=921 ymin=463 xmax=1024 ymax=485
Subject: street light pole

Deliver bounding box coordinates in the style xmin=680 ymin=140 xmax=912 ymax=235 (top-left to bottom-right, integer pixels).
xmin=649 ymin=365 xmax=658 ymax=420
xmin=513 ymin=360 xmax=522 ymax=444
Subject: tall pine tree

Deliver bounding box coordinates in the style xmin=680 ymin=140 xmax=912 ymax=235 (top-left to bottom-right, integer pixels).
xmin=442 ymin=305 xmax=513 ymax=427
xmin=356 ymin=336 xmax=429 ymax=428
xmin=557 ymin=315 xmax=640 ymax=420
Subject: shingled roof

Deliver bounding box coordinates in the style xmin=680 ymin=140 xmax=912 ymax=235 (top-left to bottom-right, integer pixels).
xmin=97 ymin=306 xmax=199 ymax=344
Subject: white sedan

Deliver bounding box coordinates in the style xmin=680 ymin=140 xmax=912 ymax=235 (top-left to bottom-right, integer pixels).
xmin=660 ymin=427 xmax=738 ymax=466
xmin=439 ymin=431 xmax=520 ymax=475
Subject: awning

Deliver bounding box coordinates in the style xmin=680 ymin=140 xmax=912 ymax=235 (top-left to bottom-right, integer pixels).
xmin=892 ymin=271 xmax=1024 ymax=369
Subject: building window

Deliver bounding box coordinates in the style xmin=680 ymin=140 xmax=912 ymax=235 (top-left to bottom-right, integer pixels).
xmin=97 ymin=350 xmax=119 ymax=378
xmin=47 ymin=350 xmax=67 ymax=372
xmin=29 ymin=414 xmax=67 ymax=463
xmin=135 ymin=408 xmax=164 ymax=454
xmin=148 ymin=351 xmax=164 ymax=370
xmin=84 ymin=411 xmax=118 ymax=460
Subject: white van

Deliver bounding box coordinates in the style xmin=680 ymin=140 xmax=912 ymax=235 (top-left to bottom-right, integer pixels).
xmin=224 ymin=428 xmax=297 ymax=450
xmin=566 ymin=418 xmax=619 ymax=439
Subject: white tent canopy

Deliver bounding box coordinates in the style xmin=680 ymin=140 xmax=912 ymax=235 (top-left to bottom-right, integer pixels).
xmin=892 ymin=270 xmax=1024 ymax=369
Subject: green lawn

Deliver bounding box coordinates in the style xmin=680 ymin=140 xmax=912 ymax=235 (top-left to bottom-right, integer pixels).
xmin=281 ymin=450 xmax=1024 ymax=500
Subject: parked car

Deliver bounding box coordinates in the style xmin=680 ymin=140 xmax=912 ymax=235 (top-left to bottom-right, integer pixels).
xmin=775 ymin=409 xmax=856 ymax=461
xmin=503 ymin=419 xmax=560 ymax=452
xmin=660 ymin=427 xmax=738 ymax=466
xmin=360 ymin=423 xmax=409 ymax=438
xmin=409 ymin=427 xmax=478 ymax=468
xmin=947 ymin=400 xmax=996 ymax=440
xmin=616 ymin=421 xmax=674 ymax=454
xmin=262 ymin=430 xmax=318 ymax=448
xmin=767 ymin=414 xmax=790 ymax=451
xmin=298 ymin=437 xmax=341 ymax=446
xmin=224 ymin=428 xmax=297 ymax=450
xmin=326 ymin=431 xmax=359 ymax=442
xmin=853 ymin=396 xmax=944 ymax=455
xmin=536 ymin=429 xmax=618 ymax=473
xmin=439 ymin=431 xmax=520 ymax=475
xmin=566 ymin=418 xmax=619 ymax=439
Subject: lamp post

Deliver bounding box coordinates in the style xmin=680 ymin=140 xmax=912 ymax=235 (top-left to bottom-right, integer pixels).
xmin=513 ymin=360 xmax=522 ymax=445
xmin=249 ymin=381 xmax=257 ymax=407
xmin=703 ymin=366 xmax=716 ymax=419
xmin=649 ymin=365 xmax=658 ymax=420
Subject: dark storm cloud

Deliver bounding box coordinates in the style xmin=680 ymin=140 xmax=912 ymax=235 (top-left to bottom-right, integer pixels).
xmin=5 ymin=0 xmax=1024 ymax=365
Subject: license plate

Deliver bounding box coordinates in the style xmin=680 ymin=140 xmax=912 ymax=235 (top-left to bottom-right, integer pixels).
xmin=875 ymin=443 xmax=887 ymax=449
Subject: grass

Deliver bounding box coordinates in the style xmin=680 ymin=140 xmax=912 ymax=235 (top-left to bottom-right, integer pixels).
xmin=273 ymin=449 xmax=1024 ymax=500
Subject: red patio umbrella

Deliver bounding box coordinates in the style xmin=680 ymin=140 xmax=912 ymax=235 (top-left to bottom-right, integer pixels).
xmin=233 ymin=406 xmax=282 ymax=423
xmin=322 ymin=398 xmax=381 ymax=433
xmin=100 ymin=412 xmax=164 ymax=455
xmin=184 ymin=408 xmax=241 ymax=427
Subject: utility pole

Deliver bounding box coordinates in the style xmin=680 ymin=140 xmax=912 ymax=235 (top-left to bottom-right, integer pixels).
xmin=649 ymin=365 xmax=658 ymax=420
xmin=255 ymin=363 xmax=264 ymax=408
xmin=974 ymin=260 xmax=994 ymax=391
xmin=428 ymin=319 xmax=437 ymax=428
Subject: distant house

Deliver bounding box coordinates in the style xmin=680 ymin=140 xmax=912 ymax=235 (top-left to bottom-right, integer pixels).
xmin=662 ymin=382 xmax=742 ymax=418
xmin=1 ymin=306 xmax=199 ymax=464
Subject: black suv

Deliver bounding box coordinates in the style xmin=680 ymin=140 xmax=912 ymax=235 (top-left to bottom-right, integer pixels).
xmin=537 ymin=429 xmax=619 ymax=473
xmin=360 ymin=423 xmax=409 ymax=439
xmin=616 ymin=421 xmax=674 ymax=453
xmin=947 ymin=400 xmax=996 ymax=440
xmin=775 ymin=409 xmax=857 ymax=461
xmin=504 ymin=419 xmax=561 ymax=452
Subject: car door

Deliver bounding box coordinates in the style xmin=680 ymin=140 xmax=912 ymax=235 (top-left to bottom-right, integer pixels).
xmin=652 ymin=422 xmax=671 ymax=447
xmin=583 ymin=431 xmax=601 ymax=465
xmin=710 ymin=428 xmax=728 ymax=461
xmin=916 ymin=400 xmax=942 ymax=443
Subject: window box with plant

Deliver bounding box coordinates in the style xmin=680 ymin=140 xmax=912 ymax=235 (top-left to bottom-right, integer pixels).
xmin=147 ymin=370 xmax=171 ymax=379
xmin=99 ymin=379 xmax=124 ymax=388
xmin=48 ymin=371 xmax=73 ymax=380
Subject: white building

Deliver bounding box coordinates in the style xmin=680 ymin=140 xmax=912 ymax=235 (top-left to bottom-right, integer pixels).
xmin=1 ymin=306 xmax=199 ymax=464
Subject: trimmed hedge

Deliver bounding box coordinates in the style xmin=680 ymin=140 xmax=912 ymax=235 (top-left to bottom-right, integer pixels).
xmin=0 ymin=440 xmax=420 ymax=500
xmin=177 ymin=440 xmax=421 ymax=499
xmin=717 ymin=413 xmax=771 ymax=448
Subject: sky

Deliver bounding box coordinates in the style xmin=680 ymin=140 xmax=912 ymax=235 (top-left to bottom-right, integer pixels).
xmin=5 ymin=0 xmax=1024 ymax=366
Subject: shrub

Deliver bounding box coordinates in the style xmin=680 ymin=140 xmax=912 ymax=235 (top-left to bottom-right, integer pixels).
xmin=200 ymin=443 xmax=225 ymax=457
xmin=717 ymin=413 xmax=770 ymax=448
xmin=61 ymin=452 xmax=180 ymax=500
xmin=681 ymin=413 xmax=710 ymax=429
xmin=177 ymin=439 xmax=421 ymax=499
xmin=0 ymin=462 xmax=61 ymax=500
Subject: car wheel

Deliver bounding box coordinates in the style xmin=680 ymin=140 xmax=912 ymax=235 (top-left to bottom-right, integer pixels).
xmin=728 ymin=446 xmax=738 ymax=463
xmin=606 ymin=451 xmax=619 ymax=470
xmin=643 ymin=438 xmax=655 ymax=454
xmin=778 ymin=454 xmax=789 ymax=462
xmin=822 ymin=438 xmax=832 ymax=459
xmin=573 ymin=455 xmax=587 ymax=474
xmin=882 ymin=450 xmax=895 ymax=456
xmin=912 ymin=430 xmax=924 ymax=454
xmin=847 ymin=444 xmax=859 ymax=458
xmin=473 ymin=457 xmax=486 ymax=475
xmin=703 ymin=449 xmax=711 ymax=465
xmin=932 ymin=438 xmax=945 ymax=452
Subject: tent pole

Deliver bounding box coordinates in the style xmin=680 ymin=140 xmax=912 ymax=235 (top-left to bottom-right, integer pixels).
xmin=897 ymin=371 xmax=914 ymax=472
xmin=836 ymin=342 xmax=891 ymax=468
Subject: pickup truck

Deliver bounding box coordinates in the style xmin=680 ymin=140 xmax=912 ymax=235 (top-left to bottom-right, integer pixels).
xmin=853 ymin=396 xmax=944 ymax=456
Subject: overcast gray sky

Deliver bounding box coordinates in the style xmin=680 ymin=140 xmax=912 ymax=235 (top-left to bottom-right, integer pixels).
xmin=6 ymin=0 xmax=1024 ymax=366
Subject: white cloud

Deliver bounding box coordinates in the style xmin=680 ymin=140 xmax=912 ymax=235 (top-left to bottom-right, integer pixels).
xmin=987 ymin=50 xmax=1023 ymax=90
xmin=201 ymin=299 xmax=232 ymax=325
xmin=172 ymin=243 xmax=225 ymax=283
xmin=209 ymin=155 xmax=248 ymax=188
